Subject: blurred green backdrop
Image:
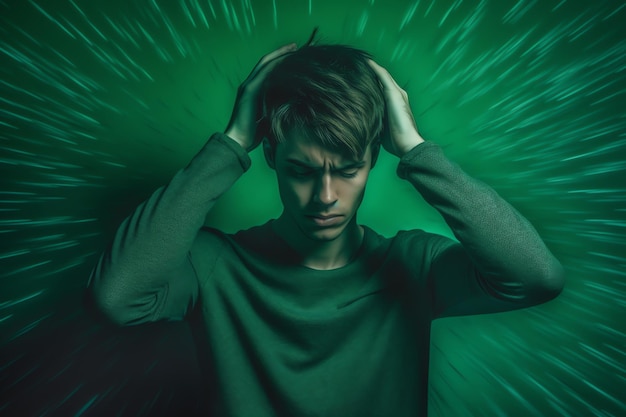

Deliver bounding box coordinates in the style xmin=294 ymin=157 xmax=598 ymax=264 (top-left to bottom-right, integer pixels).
xmin=1 ymin=0 xmax=625 ymax=416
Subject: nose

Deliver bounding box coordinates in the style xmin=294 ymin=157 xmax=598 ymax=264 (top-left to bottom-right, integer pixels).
xmin=313 ymin=173 xmax=337 ymax=206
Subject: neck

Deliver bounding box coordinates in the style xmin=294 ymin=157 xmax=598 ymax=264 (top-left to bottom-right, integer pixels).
xmin=272 ymin=215 xmax=364 ymax=270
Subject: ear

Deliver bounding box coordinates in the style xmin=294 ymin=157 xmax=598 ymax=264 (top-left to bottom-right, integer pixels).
xmin=370 ymin=141 xmax=381 ymax=169
xmin=263 ymin=138 xmax=276 ymax=170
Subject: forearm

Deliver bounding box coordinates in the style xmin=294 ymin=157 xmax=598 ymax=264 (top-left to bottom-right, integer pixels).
xmin=398 ymin=142 xmax=564 ymax=304
xmin=88 ymin=133 xmax=250 ymax=318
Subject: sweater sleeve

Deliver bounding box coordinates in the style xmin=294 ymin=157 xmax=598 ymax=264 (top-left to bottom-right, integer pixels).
xmin=397 ymin=142 xmax=565 ymax=319
xmin=86 ymin=133 xmax=251 ymax=326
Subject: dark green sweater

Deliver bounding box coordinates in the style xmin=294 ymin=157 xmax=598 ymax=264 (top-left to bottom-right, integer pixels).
xmin=87 ymin=133 xmax=564 ymax=416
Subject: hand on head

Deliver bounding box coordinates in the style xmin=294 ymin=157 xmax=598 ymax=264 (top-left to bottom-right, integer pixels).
xmin=225 ymin=43 xmax=297 ymax=152
xmin=367 ymin=59 xmax=425 ymax=158
xmin=225 ymin=43 xmax=424 ymax=159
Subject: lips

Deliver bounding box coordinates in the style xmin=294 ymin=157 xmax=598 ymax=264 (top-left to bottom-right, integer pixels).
xmin=309 ymin=214 xmax=341 ymax=219
xmin=306 ymin=214 xmax=343 ymax=226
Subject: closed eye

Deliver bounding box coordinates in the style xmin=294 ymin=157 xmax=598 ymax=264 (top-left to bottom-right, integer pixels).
xmin=288 ymin=169 xmax=314 ymax=178
xmin=338 ymin=170 xmax=358 ymax=178
xmin=286 ymin=165 xmax=362 ymax=179
xmin=290 ymin=169 xmax=358 ymax=178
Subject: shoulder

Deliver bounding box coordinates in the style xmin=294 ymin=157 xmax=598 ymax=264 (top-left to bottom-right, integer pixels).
xmin=188 ymin=226 xmax=230 ymax=282
xmin=386 ymin=228 xmax=458 ymax=265
xmin=189 ymin=223 xmax=272 ymax=287
xmin=194 ymin=221 xmax=278 ymax=262
xmin=193 ymin=223 xmax=267 ymax=255
xmin=359 ymin=225 xmax=455 ymax=252
xmin=195 ymin=225 xmax=230 ymax=246
xmin=392 ymin=227 xmax=453 ymax=247
xmin=361 ymin=226 xmax=458 ymax=292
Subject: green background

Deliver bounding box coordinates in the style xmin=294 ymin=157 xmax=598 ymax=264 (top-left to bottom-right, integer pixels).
xmin=1 ymin=0 xmax=625 ymax=415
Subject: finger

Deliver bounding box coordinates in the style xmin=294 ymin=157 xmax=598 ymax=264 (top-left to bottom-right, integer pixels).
xmin=259 ymin=43 xmax=297 ymax=66
xmin=247 ymin=43 xmax=297 ymax=81
xmin=245 ymin=47 xmax=299 ymax=96
xmin=367 ymin=59 xmax=396 ymax=90
xmin=244 ymin=54 xmax=290 ymax=95
xmin=368 ymin=59 xmax=408 ymax=97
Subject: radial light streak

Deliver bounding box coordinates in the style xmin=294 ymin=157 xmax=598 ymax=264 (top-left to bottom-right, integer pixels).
xmin=1 ymin=1 xmax=624 ymax=416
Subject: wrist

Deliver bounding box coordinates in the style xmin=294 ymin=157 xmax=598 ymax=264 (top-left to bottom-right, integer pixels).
xmin=398 ymin=134 xmax=425 ymax=158
xmin=224 ymin=129 xmax=249 ymax=152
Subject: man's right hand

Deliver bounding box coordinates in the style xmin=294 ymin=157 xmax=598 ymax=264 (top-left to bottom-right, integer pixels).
xmin=224 ymin=43 xmax=297 ymax=152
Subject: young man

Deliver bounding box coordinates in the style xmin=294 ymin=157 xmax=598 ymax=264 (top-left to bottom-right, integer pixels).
xmin=87 ymin=41 xmax=565 ymax=416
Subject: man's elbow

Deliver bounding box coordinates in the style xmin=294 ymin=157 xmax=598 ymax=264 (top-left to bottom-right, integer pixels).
xmin=530 ymin=258 xmax=565 ymax=304
xmin=86 ymin=269 xmax=142 ymax=327
xmin=85 ymin=285 xmax=133 ymax=326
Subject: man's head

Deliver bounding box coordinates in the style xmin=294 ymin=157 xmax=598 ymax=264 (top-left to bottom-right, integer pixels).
xmin=260 ymin=42 xmax=386 ymax=167
xmin=260 ymin=42 xmax=386 ymax=242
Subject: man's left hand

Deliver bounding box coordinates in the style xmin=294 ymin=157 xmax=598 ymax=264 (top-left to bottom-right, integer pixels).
xmin=368 ymin=59 xmax=425 ymax=158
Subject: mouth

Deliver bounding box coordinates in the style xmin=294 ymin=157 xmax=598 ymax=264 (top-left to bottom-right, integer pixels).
xmin=306 ymin=214 xmax=343 ymax=227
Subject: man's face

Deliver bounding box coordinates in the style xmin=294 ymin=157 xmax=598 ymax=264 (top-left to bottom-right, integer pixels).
xmin=271 ymin=128 xmax=373 ymax=242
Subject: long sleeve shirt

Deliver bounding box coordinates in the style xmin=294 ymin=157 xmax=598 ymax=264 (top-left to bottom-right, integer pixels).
xmin=86 ymin=132 xmax=565 ymax=417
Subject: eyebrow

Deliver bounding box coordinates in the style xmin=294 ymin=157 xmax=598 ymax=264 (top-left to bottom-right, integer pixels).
xmin=285 ymin=158 xmax=367 ymax=170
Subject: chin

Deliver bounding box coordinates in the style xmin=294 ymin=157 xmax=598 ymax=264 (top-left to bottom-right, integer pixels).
xmin=300 ymin=222 xmax=348 ymax=242
xmin=306 ymin=229 xmax=342 ymax=241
